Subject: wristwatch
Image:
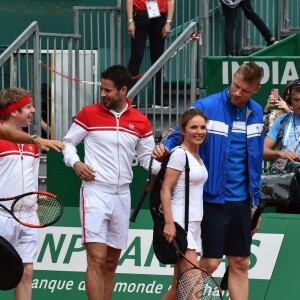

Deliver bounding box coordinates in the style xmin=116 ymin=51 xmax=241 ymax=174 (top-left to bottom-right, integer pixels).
xmin=250 ymin=203 xmax=257 ymax=209
xmin=30 ymin=134 xmax=39 ymax=144
xmin=127 ymin=19 xmax=134 ymax=25
xmin=166 ymin=19 xmax=172 ymax=25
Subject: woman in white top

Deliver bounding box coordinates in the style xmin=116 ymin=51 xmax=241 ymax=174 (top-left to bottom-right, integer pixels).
xmin=160 ymin=107 xmax=208 ymax=300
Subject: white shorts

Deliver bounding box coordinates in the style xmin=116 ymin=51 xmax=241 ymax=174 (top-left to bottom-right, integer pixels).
xmin=0 ymin=215 xmax=38 ymax=263
xmin=177 ymin=220 xmax=202 ymax=255
xmin=80 ymin=187 xmax=131 ymax=249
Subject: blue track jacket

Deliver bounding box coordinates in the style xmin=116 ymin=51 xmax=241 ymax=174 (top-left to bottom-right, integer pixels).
xmin=164 ymin=88 xmax=264 ymax=205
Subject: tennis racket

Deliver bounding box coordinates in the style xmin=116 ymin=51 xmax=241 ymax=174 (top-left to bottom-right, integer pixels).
xmin=130 ymin=128 xmax=174 ymax=222
xmin=173 ymin=240 xmax=223 ymax=300
xmin=219 ymin=200 xmax=267 ymax=291
xmin=0 ymin=191 xmax=64 ymax=228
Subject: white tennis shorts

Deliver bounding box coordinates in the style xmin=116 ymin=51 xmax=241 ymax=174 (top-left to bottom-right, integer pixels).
xmin=0 ymin=215 xmax=38 ymax=263
xmin=80 ymin=187 xmax=131 ymax=249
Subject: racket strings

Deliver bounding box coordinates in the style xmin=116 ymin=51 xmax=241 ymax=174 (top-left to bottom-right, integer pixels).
xmin=13 ymin=194 xmax=62 ymax=226
xmin=35 ymin=195 xmax=62 ymax=225
xmin=177 ymin=268 xmax=222 ymax=300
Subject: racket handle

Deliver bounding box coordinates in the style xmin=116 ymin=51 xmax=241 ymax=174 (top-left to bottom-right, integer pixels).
xmin=251 ymin=201 xmax=266 ymax=230
xmin=130 ymin=191 xmax=147 ymax=222
xmin=131 ymin=128 xmax=174 ymax=223
xmin=172 ymin=239 xmax=179 ymax=251
xmin=220 ymin=267 xmax=229 ymax=290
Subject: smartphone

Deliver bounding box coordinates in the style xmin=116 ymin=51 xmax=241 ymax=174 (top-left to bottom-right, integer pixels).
xmin=271 ymin=88 xmax=279 ymax=100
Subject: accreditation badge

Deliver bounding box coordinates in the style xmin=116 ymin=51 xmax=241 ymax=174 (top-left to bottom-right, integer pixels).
xmin=146 ymin=0 xmax=161 ymax=19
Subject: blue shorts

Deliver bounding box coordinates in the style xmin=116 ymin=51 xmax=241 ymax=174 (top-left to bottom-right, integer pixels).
xmin=201 ymin=200 xmax=251 ymax=258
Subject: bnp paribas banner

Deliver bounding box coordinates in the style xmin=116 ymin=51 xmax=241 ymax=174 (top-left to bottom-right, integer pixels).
xmin=3 ymin=208 xmax=300 ymax=300
xmin=203 ymin=57 xmax=300 ymax=108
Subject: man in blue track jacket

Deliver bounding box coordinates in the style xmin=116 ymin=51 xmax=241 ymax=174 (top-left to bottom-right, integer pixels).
xmin=153 ymin=62 xmax=264 ymax=300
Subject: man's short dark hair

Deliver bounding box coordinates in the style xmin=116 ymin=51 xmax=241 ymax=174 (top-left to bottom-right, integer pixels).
xmin=101 ymin=65 xmax=132 ymax=90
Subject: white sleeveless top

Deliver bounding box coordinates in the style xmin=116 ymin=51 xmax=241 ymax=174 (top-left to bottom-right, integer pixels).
xmin=167 ymin=147 xmax=208 ymax=223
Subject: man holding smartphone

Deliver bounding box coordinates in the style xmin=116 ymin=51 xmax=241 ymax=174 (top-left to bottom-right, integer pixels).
xmin=263 ymin=88 xmax=291 ymax=133
xmin=264 ymin=80 xmax=300 ymax=168
xmin=264 ymin=80 xmax=300 ymax=213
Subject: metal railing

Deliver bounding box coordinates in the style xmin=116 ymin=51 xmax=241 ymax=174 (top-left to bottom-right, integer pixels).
xmin=128 ymin=22 xmax=199 ymax=135
xmin=0 ymin=1 xmax=299 ymax=191
xmin=73 ymin=5 xmax=122 ymax=107
xmin=279 ymin=0 xmax=300 ymax=37
xmin=38 ymin=33 xmax=81 ymax=139
xmin=1 ymin=1 xmax=300 ymax=141
xmin=0 ymin=7 xmax=198 ymax=140
xmin=0 ymin=21 xmax=82 ymax=139
xmin=0 ymin=22 xmax=41 ymax=136
xmin=203 ymin=0 xmax=300 ymax=56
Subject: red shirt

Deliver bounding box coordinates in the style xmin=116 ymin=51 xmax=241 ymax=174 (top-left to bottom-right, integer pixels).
xmin=133 ymin=0 xmax=168 ymax=13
